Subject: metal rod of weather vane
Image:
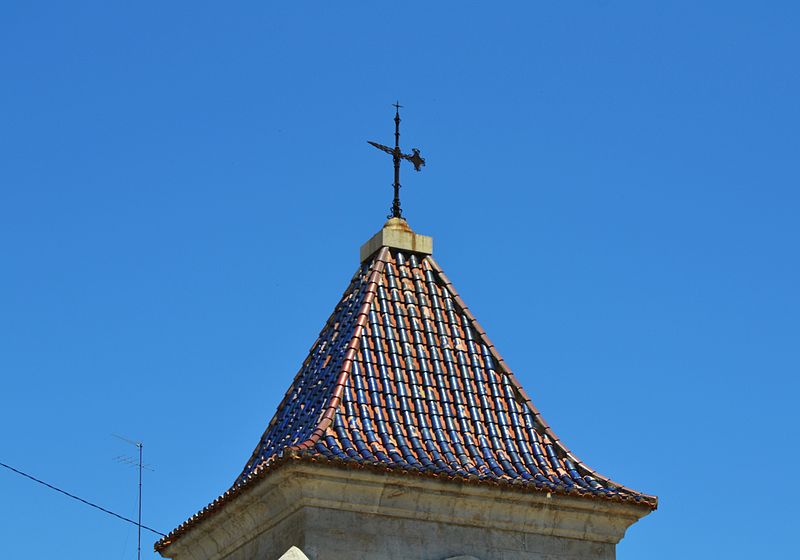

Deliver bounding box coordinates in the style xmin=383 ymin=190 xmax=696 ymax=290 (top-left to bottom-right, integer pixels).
xmin=393 ymin=108 xmax=402 ymax=218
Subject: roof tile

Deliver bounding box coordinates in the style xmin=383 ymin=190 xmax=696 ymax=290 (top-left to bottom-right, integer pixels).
xmin=156 ymin=245 xmax=656 ymax=552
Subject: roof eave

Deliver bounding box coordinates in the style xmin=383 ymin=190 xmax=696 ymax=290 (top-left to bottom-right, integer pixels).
xmin=155 ymin=451 xmax=656 ymax=553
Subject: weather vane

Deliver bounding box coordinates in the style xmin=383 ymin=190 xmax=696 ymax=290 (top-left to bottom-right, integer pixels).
xmin=368 ymin=102 xmax=426 ymax=220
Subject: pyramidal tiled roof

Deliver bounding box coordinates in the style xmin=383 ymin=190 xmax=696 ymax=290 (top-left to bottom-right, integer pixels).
xmin=156 ymin=220 xmax=656 ymax=551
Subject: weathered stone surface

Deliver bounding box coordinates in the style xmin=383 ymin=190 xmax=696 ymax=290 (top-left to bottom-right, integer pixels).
xmin=359 ymin=218 xmax=433 ymax=262
xmin=158 ymin=462 xmax=649 ymax=560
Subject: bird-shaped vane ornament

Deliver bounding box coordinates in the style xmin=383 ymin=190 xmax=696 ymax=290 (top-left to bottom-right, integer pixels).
xmin=368 ymin=102 xmax=426 ymax=219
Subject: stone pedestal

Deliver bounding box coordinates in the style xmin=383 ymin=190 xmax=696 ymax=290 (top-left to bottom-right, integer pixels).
xmin=360 ymin=218 xmax=433 ymax=262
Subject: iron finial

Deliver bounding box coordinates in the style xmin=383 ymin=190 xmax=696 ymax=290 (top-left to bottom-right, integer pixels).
xmin=368 ymin=102 xmax=425 ymax=220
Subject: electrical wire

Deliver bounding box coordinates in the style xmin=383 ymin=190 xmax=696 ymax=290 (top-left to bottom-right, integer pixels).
xmin=0 ymin=460 xmax=166 ymax=537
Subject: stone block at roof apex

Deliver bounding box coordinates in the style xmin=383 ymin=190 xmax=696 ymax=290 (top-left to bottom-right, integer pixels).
xmin=360 ymin=217 xmax=433 ymax=262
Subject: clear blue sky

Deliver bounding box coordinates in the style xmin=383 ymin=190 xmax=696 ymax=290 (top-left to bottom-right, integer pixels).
xmin=1 ymin=2 xmax=797 ymax=558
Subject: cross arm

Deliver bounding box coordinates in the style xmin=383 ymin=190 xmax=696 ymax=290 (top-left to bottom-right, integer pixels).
xmin=401 ymin=148 xmax=426 ymax=171
xmin=368 ymin=141 xmax=394 ymax=155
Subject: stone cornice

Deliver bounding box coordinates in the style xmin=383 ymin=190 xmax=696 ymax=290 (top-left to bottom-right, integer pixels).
xmin=160 ymin=461 xmax=650 ymax=560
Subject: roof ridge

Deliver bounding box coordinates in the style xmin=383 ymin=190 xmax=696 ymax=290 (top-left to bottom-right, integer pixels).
xmin=426 ymin=256 xmax=656 ymax=503
xmin=235 ymin=247 xmax=389 ymax=484
xmin=287 ymin=247 xmax=390 ymax=454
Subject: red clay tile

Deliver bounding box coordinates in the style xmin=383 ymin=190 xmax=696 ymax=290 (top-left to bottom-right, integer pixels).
xmin=156 ymin=244 xmax=656 ymax=553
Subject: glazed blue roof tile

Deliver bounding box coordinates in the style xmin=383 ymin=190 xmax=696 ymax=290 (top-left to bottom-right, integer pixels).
xmin=234 ymin=245 xmax=657 ymax=509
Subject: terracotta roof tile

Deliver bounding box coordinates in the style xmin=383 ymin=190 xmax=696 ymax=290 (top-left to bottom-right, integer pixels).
xmin=155 ymin=245 xmax=656 ymax=552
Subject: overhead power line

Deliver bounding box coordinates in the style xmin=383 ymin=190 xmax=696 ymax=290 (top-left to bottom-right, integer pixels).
xmin=0 ymin=460 xmax=166 ymax=537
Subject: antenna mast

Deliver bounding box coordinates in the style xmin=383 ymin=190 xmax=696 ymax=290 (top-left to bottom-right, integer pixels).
xmin=113 ymin=434 xmax=147 ymax=560
xmin=137 ymin=442 xmax=143 ymax=560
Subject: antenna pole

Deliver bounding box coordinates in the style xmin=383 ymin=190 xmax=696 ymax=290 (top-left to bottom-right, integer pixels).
xmin=137 ymin=442 xmax=142 ymax=560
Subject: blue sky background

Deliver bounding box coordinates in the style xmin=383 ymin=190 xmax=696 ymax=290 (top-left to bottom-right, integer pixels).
xmin=1 ymin=2 xmax=798 ymax=558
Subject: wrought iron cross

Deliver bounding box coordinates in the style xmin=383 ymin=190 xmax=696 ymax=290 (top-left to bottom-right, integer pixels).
xmin=368 ymin=102 xmax=426 ymax=219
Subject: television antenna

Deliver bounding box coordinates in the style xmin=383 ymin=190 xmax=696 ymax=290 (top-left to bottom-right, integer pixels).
xmin=112 ymin=434 xmax=151 ymax=560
